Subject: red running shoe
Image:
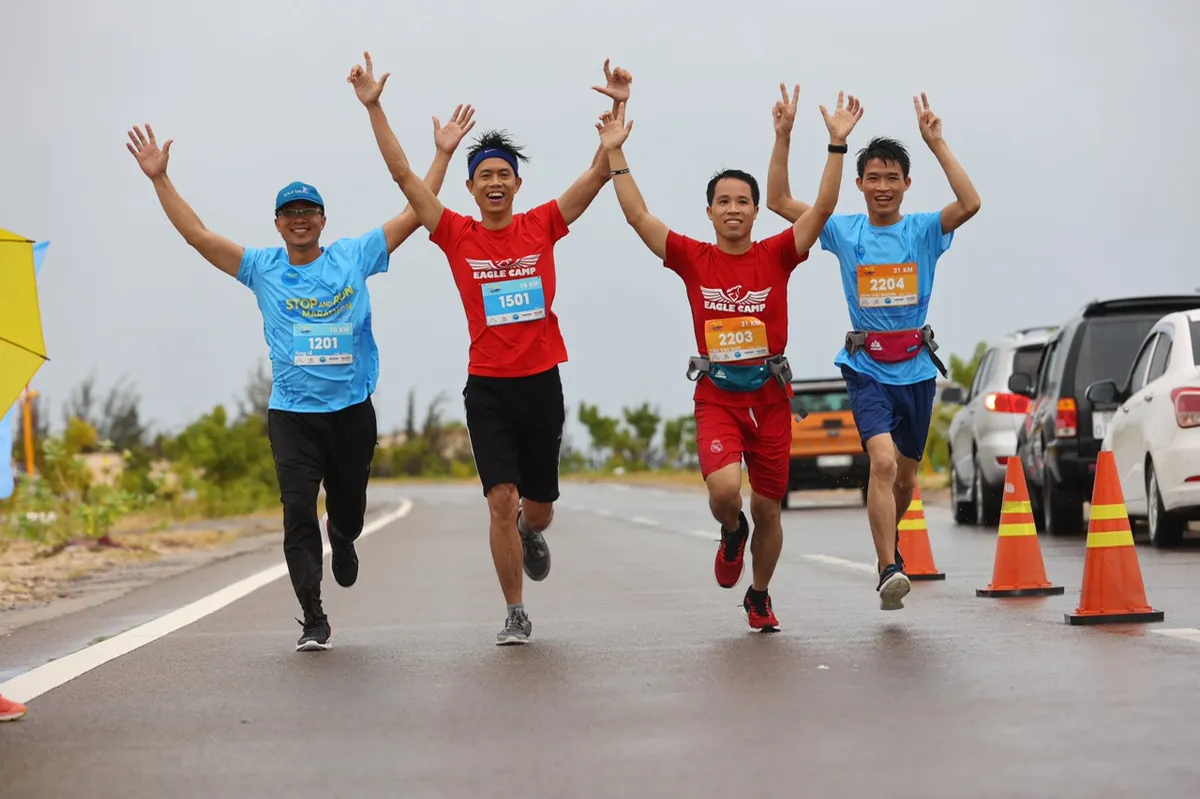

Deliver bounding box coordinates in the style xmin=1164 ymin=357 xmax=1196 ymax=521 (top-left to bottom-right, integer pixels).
xmin=714 ymin=511 xmax=749 ymax=589
xmin=743 ymin=588 xmax=780 ymax=631
xmin=0 ymin=694 xmax=27 ymax=722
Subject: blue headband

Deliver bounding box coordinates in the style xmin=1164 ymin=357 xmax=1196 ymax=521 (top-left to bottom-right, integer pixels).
xmin=468 ymin=147 xmax=520 ymax=180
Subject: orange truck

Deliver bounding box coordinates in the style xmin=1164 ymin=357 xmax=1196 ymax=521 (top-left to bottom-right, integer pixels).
xmin=785 ymin=376 xmax=870 ymax=509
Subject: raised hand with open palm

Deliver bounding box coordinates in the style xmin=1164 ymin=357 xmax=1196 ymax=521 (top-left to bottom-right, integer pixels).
xmin=432 ymin=104 xmax=477 ymax=155
xmin=126 ymin=124 xmax=172 ymax=180
xmin=819 ymin=91 xmax=864 ymax=145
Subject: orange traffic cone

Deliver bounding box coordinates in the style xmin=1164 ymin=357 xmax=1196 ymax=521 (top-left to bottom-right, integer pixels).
xmin=897 ymin=484 xmax=945 ymax=581
xmin=1064 ymin=450 xmax=1164 ymax=625
xmin=976 ymin=458 xmax=1064 ymax=597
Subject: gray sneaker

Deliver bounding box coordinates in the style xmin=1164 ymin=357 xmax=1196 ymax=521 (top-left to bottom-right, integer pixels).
xmin=496 ymin=608 xmax=533 ymax=645
xmin=519 ymin=513 xmax=551 ymax=582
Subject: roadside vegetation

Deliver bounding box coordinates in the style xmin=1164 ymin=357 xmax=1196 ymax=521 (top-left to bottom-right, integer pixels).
xmin=2 ymin=345 xmax=985 ymax=555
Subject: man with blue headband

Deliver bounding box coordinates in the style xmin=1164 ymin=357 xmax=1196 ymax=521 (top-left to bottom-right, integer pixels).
xmin=125 ymin=102 xmax=477 ymax=653
xmin=349 ymin=52 xmax=631 ymax=645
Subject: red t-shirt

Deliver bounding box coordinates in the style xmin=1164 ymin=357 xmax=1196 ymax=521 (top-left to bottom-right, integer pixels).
xmin=664 ymin=228 xmax=808 ymax=407
xmin=430 ymin=200 xmax=570 ymax=378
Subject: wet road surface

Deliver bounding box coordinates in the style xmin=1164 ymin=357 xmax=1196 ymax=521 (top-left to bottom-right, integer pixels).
xmin=3 ymin=481 xmax=1200 ymax=797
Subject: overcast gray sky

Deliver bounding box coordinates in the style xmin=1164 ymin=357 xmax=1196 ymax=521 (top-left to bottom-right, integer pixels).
xmin=2 ymin=0 xmax=1197 ymax=448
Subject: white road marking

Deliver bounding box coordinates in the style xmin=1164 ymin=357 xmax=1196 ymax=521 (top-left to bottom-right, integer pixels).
xmin=595 ymin=509 xmax=613 ymax=517
xmin=801 ymin=553 xmax=877 ymax=574
xmin=630 ymin=516 xmax=660 ymax=526
xmin=1151 ymin=628 xmax=1200 ymax=643
xmin=0 ymin=500 xmax=414 ymax=705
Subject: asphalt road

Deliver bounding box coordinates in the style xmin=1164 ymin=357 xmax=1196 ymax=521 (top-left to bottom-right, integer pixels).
xmin=3 ymin=481 xmax=1200 ymax=798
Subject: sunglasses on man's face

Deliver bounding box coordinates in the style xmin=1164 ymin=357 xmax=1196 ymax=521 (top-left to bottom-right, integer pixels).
xmin=277 ymin=207 xmax=323 ymax=219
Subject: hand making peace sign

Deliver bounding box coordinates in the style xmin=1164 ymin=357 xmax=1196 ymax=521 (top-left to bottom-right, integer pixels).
xmin=914 ymin=92 xmax=942 ymax=145
xmin=773 ymin=82 xmax=800 ymax=138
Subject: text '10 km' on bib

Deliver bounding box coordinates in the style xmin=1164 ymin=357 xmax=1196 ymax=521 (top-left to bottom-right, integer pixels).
xmin=482 ymin=276 xmax=547 ymax=326
xmin=704 ymin=316 xmax=769 ymax=363
xmin=292 ymin=322 xmax=354 ymax=366
xmin=857 ymin=262 xmax=917 ymax=308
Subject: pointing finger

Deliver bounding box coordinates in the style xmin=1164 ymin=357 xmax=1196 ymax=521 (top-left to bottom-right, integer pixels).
xmin=779 ymin=82 xmax=789 ymax=103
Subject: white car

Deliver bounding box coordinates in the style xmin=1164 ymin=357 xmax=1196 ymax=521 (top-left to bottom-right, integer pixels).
xmin=1085 ymin=309 xmax=1200 ymax=546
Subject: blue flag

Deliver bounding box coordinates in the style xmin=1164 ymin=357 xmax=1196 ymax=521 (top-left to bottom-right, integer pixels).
xmin=0 ymin=403 xmax=15 ymax=500
xmin=33 ymin=240 xmax=49 ymax=276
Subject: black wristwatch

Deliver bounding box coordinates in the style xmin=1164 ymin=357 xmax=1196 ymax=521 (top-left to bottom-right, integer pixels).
xmin=828 ymin=143 xmax=848 ymax=154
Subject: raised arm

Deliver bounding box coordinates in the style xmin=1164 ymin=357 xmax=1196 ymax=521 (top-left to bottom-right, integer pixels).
xmin=380 ymin=104 xmax=476 ymax=252
xmin=788 ymin=91 xmax=864 ymax=255
xmin=765 ymin=83 xmax=812 ymax=225
xmin=126 ymin=125 xmax=244 ymax=278
xmin=914 ymin=93 xmax=981 ymax=234
xmin=597 ymin=102 xmax=669 ymax=261
xmin=348 ymin=52 xmax=444 ymax=234
xmin=557 ymin=58 xmax=634 ymax=225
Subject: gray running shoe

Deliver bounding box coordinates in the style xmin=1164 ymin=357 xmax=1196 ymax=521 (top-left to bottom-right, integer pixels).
xmin=519 ymin=511 xmax=551 ymax=582
xmin=496 ymin=608 xmax=533 ymax=645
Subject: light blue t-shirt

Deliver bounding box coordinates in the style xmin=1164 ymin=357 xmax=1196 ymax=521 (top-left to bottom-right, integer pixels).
xmin=820 ymin=211 xmax=953 ymax=386
xmin=237 ymin=227 xmax=389 ymax=413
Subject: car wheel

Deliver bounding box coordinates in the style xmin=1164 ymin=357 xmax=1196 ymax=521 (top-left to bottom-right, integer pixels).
xmin=950 ymin=458 xmax=974 ymax=524
xmin=1044 ymin=474 xmax=1084 ymax=536
xmin=973 ymin=452 xmax=1002 ymax=527
xmin=1145 ymin=461 xmax=1184 ymax=548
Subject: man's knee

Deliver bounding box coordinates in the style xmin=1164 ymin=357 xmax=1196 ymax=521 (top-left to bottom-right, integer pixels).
xmin=520 ymin=499 xmax=554 ymax=531
xmin=893 ymin=457 xmax=918 ymax=497
xmin=486 ymin=483 xmax=521 ymax=522
xmin=749 ymin=490 xmax=782 ymax=527
xmin=706 ymin=463 xmax=742 ymax=511
xmin=866 ymin=436 xmax=898 ymax=485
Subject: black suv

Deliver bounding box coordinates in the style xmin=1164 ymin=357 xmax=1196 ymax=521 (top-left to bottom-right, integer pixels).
xmin=1009 ymin=294 xmax=1200 ymax=535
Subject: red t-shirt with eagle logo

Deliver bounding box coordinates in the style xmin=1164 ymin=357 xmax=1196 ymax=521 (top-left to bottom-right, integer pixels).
xmin=664 ymin=228 xmax=808 ymax=407
xmin=430 ymin=201 xmax=569 ymax=378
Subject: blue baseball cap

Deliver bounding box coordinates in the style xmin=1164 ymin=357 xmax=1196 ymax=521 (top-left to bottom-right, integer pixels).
xmin=275 ymin=181 xmax=325 ymax=213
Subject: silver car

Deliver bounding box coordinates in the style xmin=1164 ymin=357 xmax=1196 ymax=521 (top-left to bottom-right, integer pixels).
xmin=944 ymin=326 xmax=1057 ymax=526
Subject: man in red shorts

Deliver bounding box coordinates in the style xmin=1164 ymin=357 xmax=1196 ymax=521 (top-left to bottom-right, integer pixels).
xmin=349 ymin=52 xmax=631 ymax=645
xmin=596 ymin=87 xmax=864 ymax=630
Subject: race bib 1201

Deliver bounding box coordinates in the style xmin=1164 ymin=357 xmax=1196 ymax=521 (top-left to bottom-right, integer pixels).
xmin=856 ymin=262 xmax=918 ymax=308
xmin=482 ymin=276 xmax=546 ymax=326
xmin=292 ymin=322 xmax=353 ymax=365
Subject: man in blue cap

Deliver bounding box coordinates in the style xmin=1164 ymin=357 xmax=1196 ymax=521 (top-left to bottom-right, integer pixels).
xmin=126 ymin=105 xmax=477 ymax=652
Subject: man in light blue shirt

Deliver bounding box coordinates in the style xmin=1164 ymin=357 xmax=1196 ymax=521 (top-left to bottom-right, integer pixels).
xmin=766 ymin=90 xmax=980 ymax=611
xmin=126 ymin=105 xmax=477 ymax=651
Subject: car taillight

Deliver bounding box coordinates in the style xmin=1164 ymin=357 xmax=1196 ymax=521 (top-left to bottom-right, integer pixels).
xmin=1056 ymin=398 xmax=1077 ymax=437
xmin=1171 ymin=387 xmax=1200 ymax=428
xmin=984 ymin=392 xmax=1030 ymax=413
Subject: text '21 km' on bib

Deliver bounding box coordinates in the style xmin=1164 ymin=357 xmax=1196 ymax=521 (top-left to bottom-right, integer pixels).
xmin=482 ymin=276 xmax=546 ymax=326
xmin=856 ymin=262 xmax=918 ymax=308
xmin=292 ymin=322 xmax=354 ymax=366
xmin=704 ymin=316 xmax=769 ymax=363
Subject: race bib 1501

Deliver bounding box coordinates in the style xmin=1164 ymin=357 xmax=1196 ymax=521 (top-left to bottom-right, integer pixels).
xmin=292 ymin=322 xmax=353 ymax=366
xmin=482 ymin=276 xmax=546 ymax=326
xmin=856 ymin=262 xmax=917 ymax=308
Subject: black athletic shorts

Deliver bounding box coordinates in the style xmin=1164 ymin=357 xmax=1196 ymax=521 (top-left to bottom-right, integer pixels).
xmin=463 ymin=365 xmax=565 ymax=502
